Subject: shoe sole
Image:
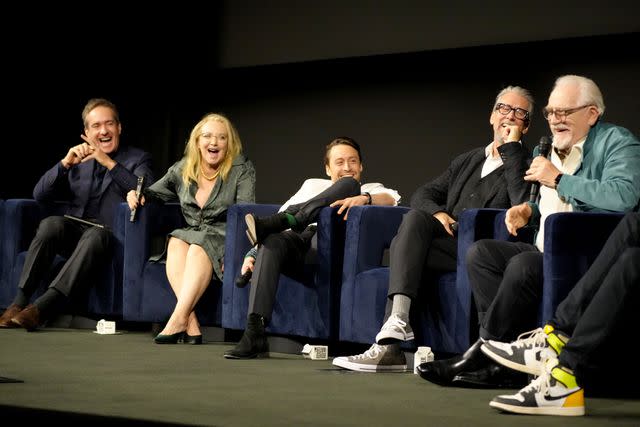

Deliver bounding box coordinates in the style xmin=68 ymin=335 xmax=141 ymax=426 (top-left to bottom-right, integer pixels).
xmin=332 ymin=358 xmax=407 ymax=373
xmin=223 ymin=352 xmax=269 ymax=360
xmin=481 ymin=344 xmax=542 ymax=376
xmin=490 ymin=400 xmax=584 ymax=416
xmin=245 ymin=214 xmax=258 ymax=246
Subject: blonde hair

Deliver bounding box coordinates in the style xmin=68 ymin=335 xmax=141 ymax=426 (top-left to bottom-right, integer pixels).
xmin=181 ymin=113 xmax=243 ymax=185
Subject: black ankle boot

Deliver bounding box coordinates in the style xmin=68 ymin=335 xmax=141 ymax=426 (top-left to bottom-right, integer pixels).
xmin=224 ymin=313 xmax=269 ymax=359
xmin=245 ymin=213 xmax=290 ymax=245
xmin=416 ymin=339 xmax=489 ymax=386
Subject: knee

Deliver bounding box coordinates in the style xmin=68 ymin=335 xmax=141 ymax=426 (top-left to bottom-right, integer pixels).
xmin=336 ymin=176 xmax=360 ymax=195
xmin=79 ymin=227 xmax=113 ymax=251
xmin=36 ymin=216 xmax=66 ymax=239
xmin=400 ymin=209 xmax=433 ymax=232
xmin=466 ymin=239 xmax=491 ymax=268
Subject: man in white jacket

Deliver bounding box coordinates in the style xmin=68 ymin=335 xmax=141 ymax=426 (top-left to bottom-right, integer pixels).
xmin=224 ymin=136 xmax=400 ymax=359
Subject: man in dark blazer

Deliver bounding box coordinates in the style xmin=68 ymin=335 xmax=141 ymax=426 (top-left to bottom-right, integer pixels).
xmin=333 ymin=86 xmax=532 ymax=373
xmin=0 ymin=98 xmax=154 ymax=330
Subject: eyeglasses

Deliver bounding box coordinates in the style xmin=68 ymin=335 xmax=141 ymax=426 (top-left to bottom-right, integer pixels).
xmin=200 ymin=133 xmax=228 ymax=142
xmin=542 ymin=104 xmax=592 ymax=121
xmin=494 ymin=103 xmax=530 ymax=121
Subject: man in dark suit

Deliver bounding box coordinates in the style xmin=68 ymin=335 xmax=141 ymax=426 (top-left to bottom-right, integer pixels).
xmin=333 ymin=86 xmax=532 ymax=373
xmin=0 ymin=98 xmax=154 ymax=330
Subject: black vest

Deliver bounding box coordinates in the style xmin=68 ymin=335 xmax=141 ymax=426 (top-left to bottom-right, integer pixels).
xmin=451 ymin=161 xmax=502 ymax=219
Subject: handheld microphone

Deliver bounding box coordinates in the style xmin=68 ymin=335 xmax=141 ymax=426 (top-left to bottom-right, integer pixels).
xmin=235 ymin=270 xmax=253 ymax=288
xmin=528 ymin=136 xmax=552 ymax=202
xmin=129 ymin=176 xmax=145 ymax=222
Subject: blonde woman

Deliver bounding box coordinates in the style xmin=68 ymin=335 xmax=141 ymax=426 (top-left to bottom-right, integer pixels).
xmin=127 ymin=113 xmax=255 ymax=344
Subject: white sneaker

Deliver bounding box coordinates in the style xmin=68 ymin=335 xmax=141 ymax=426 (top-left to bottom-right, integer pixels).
xmin=490 ymin=358 xmax=584 ymax=416
xmin=481 ymin=325 xmax=568 ymax=376
xmin=332 ymin=344 xmax=407 ymax=373
xmin=375 ymin=313 xmax=414 ymax=344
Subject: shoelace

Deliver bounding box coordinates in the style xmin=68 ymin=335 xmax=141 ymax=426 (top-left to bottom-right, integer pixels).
xmin=512 ymin=327 xmax=547 ymax=349
xmin=382 ymin=314 xmax=407 ymax=332
xmin=521 ymin=358 xmax=558 ymax=396
xmin=352 ymin=344 xmax=383 ymax=360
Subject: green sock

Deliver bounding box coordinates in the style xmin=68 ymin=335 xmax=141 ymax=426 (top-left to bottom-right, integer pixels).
xmin=284 ymin=213 xmax=297 ymax=228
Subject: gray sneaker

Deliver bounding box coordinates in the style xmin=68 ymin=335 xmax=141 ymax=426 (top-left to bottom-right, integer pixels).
xmin=375 ymin=313 xmax=414 ymax=345
xmin=332 ymin=344 xmax=407 ymax=373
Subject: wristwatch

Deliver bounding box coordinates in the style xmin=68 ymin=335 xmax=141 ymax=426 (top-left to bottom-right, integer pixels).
xmin=362 ymin=192 xmax=372 ymax=205
xmin=554 ymin=173 xmax=563 ymax=189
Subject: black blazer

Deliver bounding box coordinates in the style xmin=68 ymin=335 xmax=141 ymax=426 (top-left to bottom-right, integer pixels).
xmin=410 ymin=142 xmax=530 ymax=217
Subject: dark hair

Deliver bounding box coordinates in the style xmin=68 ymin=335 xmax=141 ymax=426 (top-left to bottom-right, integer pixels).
xmin=324 ymin=136 xmax=362 ymax=166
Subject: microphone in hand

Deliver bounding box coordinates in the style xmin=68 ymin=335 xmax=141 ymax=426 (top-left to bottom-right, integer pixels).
xmin=129 ymin=176 xmax=145 ymax=222
xmin=235 ymin=270 xmax=253 ymax=288
xmin=529 ymin=136 xmax=552 ymax=202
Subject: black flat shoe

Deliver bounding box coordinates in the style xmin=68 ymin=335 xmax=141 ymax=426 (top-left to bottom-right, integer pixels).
xmin=154 ymin=331 xmax=185 ymax=344
xmin=183 ymin=333 xmax=203 ymax=345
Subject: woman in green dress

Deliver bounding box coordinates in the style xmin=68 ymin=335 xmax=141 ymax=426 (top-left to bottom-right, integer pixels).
xmin=127 ymin=113 xmax=256 ymax=344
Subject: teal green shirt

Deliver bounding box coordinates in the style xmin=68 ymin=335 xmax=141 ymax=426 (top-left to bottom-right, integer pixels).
xmin=528 ymin=121 xmax=640 ymax=229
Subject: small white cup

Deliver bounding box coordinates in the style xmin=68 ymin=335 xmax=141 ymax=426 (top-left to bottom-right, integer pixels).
xmin=301 ymin=344 xmax=328 ymax=360
xmin=413 ymin=346 xmax=434 ymax=374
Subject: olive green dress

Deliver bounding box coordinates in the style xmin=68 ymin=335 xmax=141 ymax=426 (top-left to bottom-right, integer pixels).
xmin=145 ymin=155 xmax=256 ymax=280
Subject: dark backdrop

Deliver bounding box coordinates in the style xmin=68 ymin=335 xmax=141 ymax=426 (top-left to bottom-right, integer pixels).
xmin=2 ymin=4 xmax=638 ymax=205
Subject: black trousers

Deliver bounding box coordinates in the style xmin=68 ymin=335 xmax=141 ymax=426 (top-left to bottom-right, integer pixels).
xmin=553 ymin=213 xmax=640 ymax=386
xmin=384 ymin=209 xmax=457 ymax=319
xmin=466 ymin=239 xmax=541 ymax=341
xmin=16 ymin=216 xmax=113 ymax=300
xmin=248 ymin=177 xmax=360 ymax=320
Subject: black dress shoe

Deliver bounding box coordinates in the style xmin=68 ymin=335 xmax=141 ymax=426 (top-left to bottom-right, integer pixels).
xmin=245 ymin=213 xmax=290 ymax=246
xmin=224 ymin=313 xmax=269 ymax=359
xmin=417 ymin=339 xmax=489 ymax=386
xmin=183 ymin=333 xmax=203 ymax=345
xmin=154 ymin=331 xmax=185 ymax=344
xmin=452 ymin=361 xmax=529 ymax=389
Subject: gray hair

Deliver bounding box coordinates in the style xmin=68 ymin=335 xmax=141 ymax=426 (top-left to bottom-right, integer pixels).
xmin=493 ymin=86 xmax=535 ymax=117
xmin=554 ymin=75 xmax=605 ymax=116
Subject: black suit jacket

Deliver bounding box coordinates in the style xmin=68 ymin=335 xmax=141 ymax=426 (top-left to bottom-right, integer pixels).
xmin=410 ymin=142 xmax=530 ymax=217
xmin=33 ymin=145 xmax=154 ymax=228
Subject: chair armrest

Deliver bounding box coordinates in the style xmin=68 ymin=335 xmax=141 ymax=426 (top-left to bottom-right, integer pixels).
xmin=540 ymin=211 xmax=625 ymax=321
xmin=122 ymin=202 xmax=185 ymax=317
xmin=342 ymin=205 xmax=410 ymax=282
xmin=493 ymin=209 xmax=536 ymax=244
xmin=3 ymin=199 xmax=42 ymax=263
xmin=221 ymin=203 xmax=280 ymax=325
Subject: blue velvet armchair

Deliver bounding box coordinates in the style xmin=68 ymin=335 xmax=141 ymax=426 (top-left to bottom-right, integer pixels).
xmin=339 ymin=206 xmax=503 ymax=354
xmin=492 ymin=210 xmax=625 ymax=323
xmin=539 ymin=212 xmax=624 ymax=322
xmin=122 ymin=202 xmax=223 ymax=325
xmin=222 ymin=203 xmax=347 ymax=340
xmin=1 ymin=199 xmax=128 ymax=318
